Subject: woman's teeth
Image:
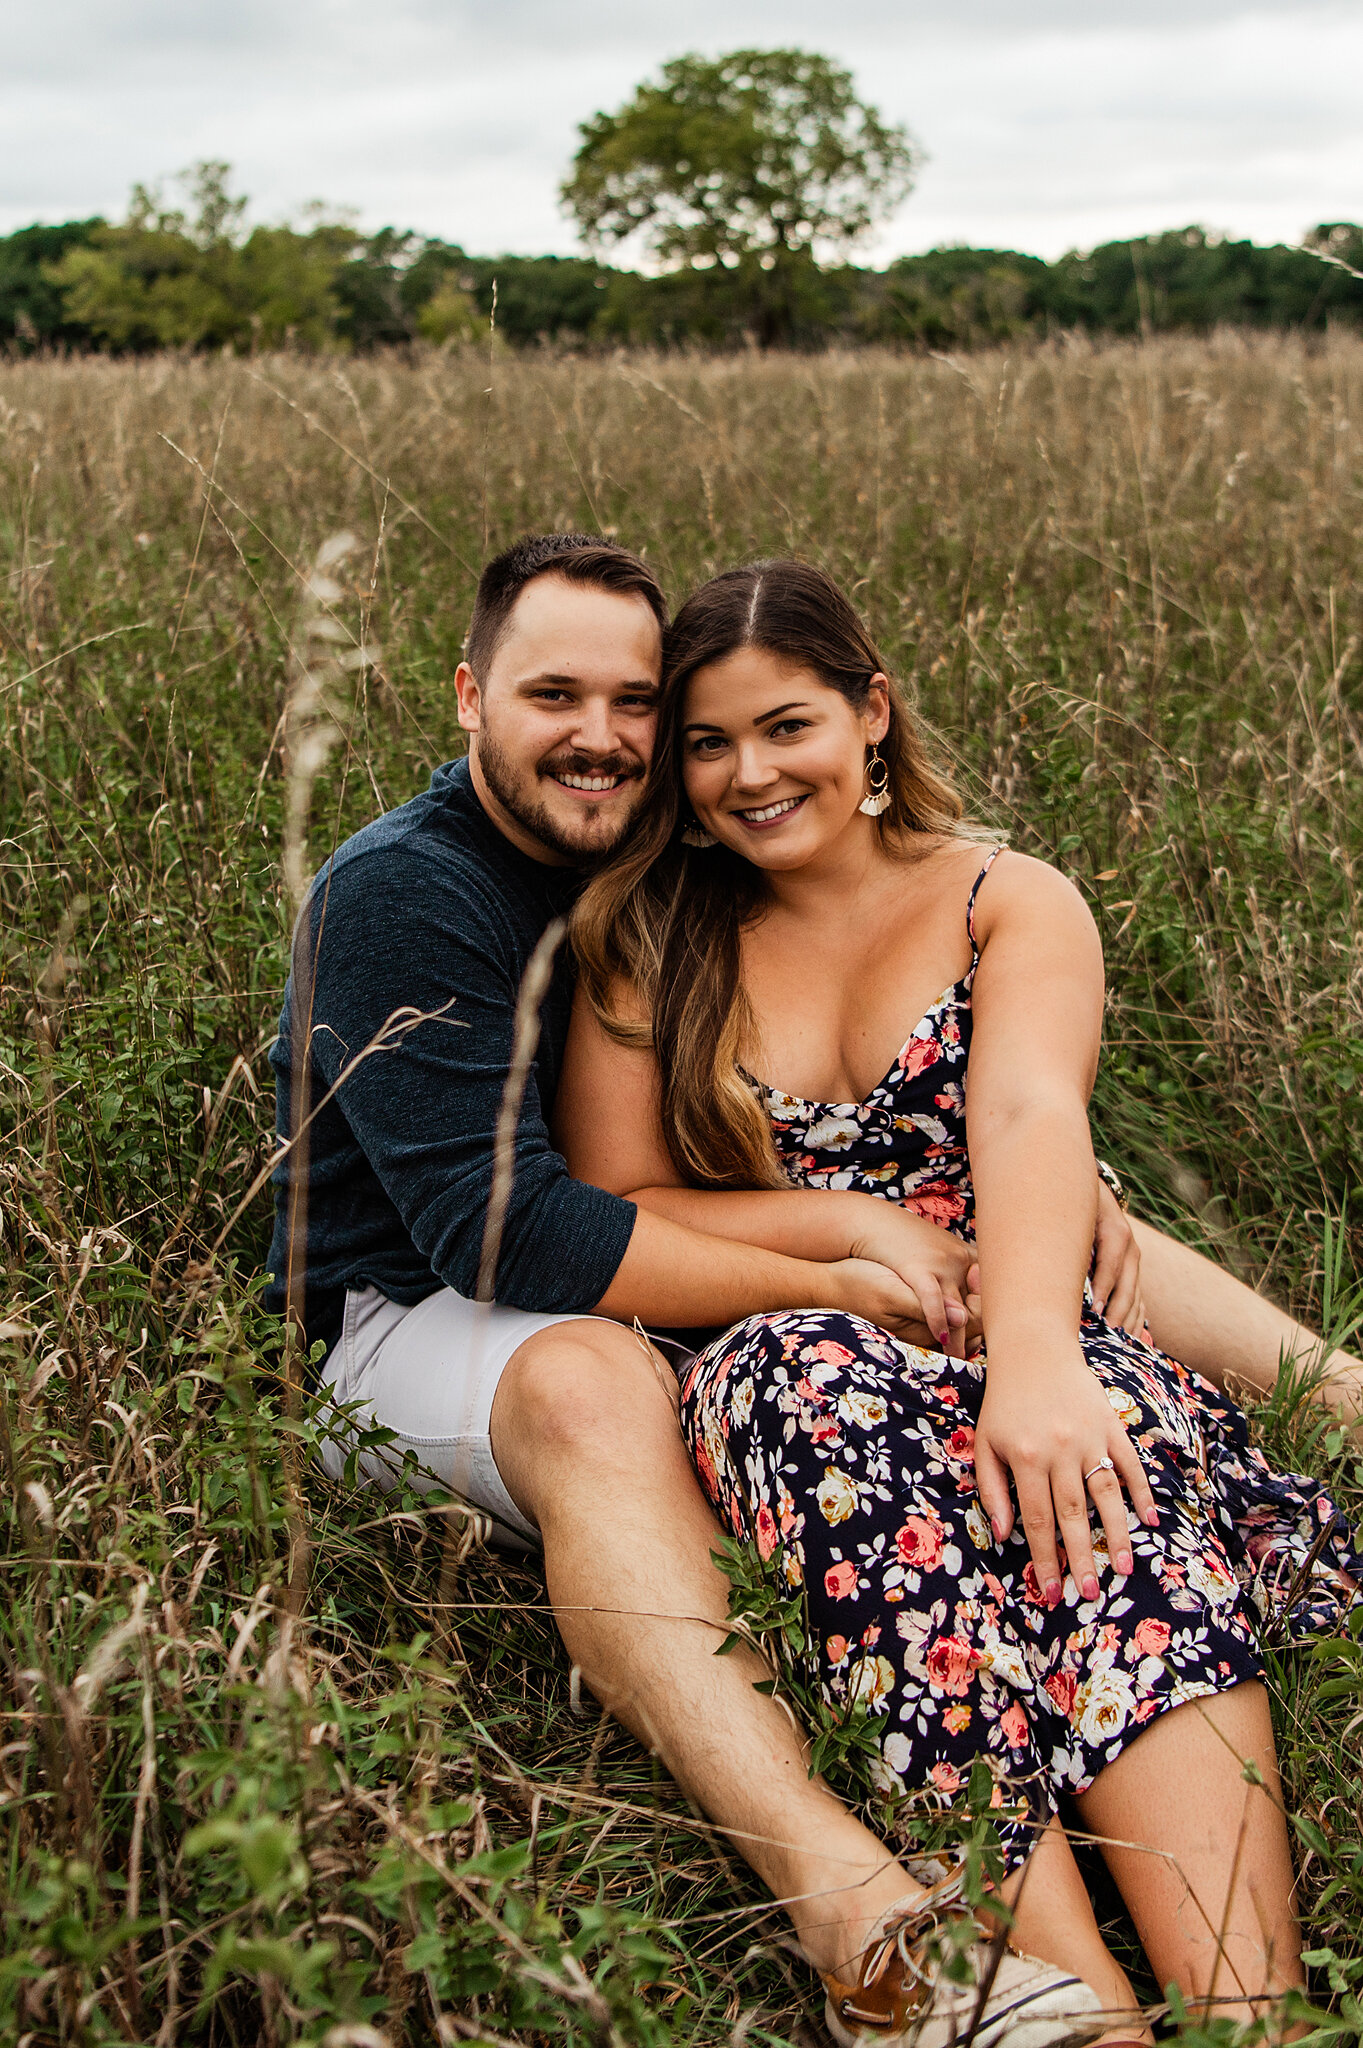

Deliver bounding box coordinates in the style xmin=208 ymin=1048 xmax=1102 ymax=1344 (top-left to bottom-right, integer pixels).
xmin=556 ymin=772 xmax=623 ymax=791
xmin=736 ymin=796 xmax=805 ymax=823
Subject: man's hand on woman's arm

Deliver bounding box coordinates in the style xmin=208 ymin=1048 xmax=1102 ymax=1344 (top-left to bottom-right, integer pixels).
xmin=593 ymin=1206 xmax=940 ymax=1344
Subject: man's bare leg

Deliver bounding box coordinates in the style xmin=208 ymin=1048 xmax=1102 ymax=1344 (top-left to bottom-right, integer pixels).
xmin=490 ymin=1318 xmax=926 ymax=1974
xmin=1134 ymin=1218 xmax=1363 ymax=1420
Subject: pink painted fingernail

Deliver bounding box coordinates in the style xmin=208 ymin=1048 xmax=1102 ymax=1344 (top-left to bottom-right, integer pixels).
xmin=1117 ymin=1551 xmax=1134 ymax=1576
xmin=1144 ymin=1508 xmax=1160 ymax=1528
xmin=1045 ymin=1580 xmax=1062 ymax=1608
xmin=991 ymin=1517 xmax=1005 ymax=1543
xmin=938 ymin=1330 xmax=951 ymax=1347
xmin=1082 ymin=1574 xmax=1100 ymax=1601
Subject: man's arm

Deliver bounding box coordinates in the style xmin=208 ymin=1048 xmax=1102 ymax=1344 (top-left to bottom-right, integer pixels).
xmin=302 ymin=847 xmax=633 ymax=1310
xmin=300 ymin=846 xmax=929 ymax=1334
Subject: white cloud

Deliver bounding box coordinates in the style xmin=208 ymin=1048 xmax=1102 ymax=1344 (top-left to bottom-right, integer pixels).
xmin=2 ymin=1 xmax=1358 ymax=258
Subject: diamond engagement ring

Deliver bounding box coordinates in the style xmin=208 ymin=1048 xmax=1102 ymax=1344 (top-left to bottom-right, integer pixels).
xmin=1083 ymin=1456 xmax=1115 ymax=1483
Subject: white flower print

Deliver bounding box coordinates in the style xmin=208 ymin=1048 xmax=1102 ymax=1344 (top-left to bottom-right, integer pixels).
xmin=802 ymin=1115 xmax=863 ymax=1151
xmin=1073 ymin=1665 xmax=1139 ymax=1745
xmin=817 ymin=1468 xmax=860 ymax=1523
xmin=839 ymin=1390 xmax=889 ymax=1430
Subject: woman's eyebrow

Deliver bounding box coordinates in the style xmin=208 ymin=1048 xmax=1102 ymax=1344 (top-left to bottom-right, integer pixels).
xmin=683 ymin=699 xmax=810 ymax=735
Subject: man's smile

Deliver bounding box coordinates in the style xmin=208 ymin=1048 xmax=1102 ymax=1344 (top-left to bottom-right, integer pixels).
xmin=551 ymin=770 xmax=630 ymax=796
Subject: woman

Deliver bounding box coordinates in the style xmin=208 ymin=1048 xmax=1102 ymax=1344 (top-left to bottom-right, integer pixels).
xmin=558 ymin=561 xmax=1359 ymax=2046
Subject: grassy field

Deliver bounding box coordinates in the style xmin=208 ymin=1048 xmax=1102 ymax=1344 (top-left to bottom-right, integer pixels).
xmin=1 ymin=333 xmax=1361 ymax=2045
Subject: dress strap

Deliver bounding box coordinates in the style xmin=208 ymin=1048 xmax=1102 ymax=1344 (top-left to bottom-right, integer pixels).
xmin=966 ymin=846 xmax=1005 ymax=956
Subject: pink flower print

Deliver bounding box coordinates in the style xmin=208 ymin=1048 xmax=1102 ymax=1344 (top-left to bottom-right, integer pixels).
xmin=983 ymin=1573 xmax=1007 ymax=1604
xmin=930 ymin=1760 xmax=964 ymax=1795
xmin=944 ymin=1703 xmax=973 ymax=1735
xmin=810 ymin=1417 xmax=843 ymax=1446
xmin=861 ymin=1623 xmax=882 ymax=1648
xmin=941 ymin=1015 xmax=961 ymax=1046
xmin=826 ymin=1634 xmax=850 ymax=1664
xmin=895 ymin=1515 xmax=945 ymax=1571
xmin=902 ymin=1186 xmax=969 ymax=1227
xmin=1097 ymin=1623 xmax=1120 ymax=1655
xmin=945 ymin=1425 xmax=976 ymax=1465
xmin=925 ymin=1634 xmax=980 ymax=1696
xmin=755 ymin=1504 xmax=779 ymax=1561
xmin=1044 ymin=1669 xmax=1078 ymax=1718
xmin=693 ymin=1438 xmax=718 ymax=1500
xmin=898 ymin=1038 xmax=941 ymax=1080
xmin=935 ymin=1385 xmax=960 ymax=1406
xmin=1133 ymin=1618 xmax=1171 ymax=1658
xmin=808 ymin=1340 xmax=857 ymax=1368
xmin=1022 ymin=1562 xmax=1047 ymax=1606
xmin=1134 ymin=1697 xmax=1159 ymax=1723
xmin=824 ymin=1560 xmax=859 ymax=1600
xmin=1000 ymin=1702 xmax=1029 ymax=1749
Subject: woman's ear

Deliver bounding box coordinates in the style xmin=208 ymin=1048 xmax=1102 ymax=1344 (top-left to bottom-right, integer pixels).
xmin=865 ymin=674 xmax=892 ymax=745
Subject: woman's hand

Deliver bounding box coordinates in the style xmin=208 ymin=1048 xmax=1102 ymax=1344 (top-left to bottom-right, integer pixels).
xmin=1091 ymin=1182 xmax=1146 ymax=1334
xmin=846 ymin=1207 xmax=980 ymax=1358
xmin=973 ymin=1343 xmax=1158 ymax=1604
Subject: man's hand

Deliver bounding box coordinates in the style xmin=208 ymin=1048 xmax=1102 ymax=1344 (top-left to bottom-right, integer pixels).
xmin=824 ymin=1257 xmax=944 ymax=1346
xmin=847 ymin=1208 xmax=980 ymax=1357
xmin=973 ymin=1342 xmax=1158 ymax=1604
xmin=1091 ymin=1181 xmax=1146 ymax=1334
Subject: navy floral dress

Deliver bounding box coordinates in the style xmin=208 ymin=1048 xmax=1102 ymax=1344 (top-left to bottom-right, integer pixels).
xmin=678 ymin=851 xmax=1359 ymax=1869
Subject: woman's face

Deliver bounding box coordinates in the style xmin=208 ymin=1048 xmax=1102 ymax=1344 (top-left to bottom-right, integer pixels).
xmin=680 ymin=645 xmax=889 ymax=871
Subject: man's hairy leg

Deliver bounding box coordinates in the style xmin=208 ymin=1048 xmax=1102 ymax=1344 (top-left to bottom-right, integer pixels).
xmin=489 ymin=1319 xmax=925 ymax=1975
xmin=1133 ymin=1219 xmax=1363 ymax=1421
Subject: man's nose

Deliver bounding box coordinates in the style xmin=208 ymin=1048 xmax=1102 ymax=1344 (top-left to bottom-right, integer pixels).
xmin=570 ymin=696 xmax=622 ymax=757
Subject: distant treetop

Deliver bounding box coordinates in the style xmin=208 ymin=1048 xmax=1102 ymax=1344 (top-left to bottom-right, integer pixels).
xmin=561 ymin=48 xmax=920 ymax=271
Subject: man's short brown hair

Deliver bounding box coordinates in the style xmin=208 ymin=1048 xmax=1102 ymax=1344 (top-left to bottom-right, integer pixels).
xmin=465 ymin=533 xmax=667 ymax=681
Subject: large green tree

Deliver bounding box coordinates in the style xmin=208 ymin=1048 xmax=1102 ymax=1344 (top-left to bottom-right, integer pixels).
xmin=561 ymin=48 xmax=918 ymax=342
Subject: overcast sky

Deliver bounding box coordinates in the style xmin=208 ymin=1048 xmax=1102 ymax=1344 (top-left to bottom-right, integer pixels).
xmin=5 ymin=1 xmax=1360 ymax=260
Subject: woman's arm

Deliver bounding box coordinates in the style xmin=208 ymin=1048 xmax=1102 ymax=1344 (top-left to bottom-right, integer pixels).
xmin=966 ymin=854 xmax=1157 ymax=1603
xmin=556 ymin=985 xmax=977 ymax=1348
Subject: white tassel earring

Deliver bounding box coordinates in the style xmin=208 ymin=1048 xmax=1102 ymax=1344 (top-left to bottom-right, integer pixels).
xmin=680 ymin=814 xmax=717 ymax=848
xmin=858 ymin=744 xmax=891 ymax=817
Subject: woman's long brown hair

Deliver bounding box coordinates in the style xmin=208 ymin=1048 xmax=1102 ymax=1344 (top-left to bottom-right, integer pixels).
xmin=573 ymin=560 xmax=967 ymax=1189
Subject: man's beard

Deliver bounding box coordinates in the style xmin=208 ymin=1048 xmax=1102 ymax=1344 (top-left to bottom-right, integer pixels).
xmin=475 ymin=724 xmax=645 ymax=864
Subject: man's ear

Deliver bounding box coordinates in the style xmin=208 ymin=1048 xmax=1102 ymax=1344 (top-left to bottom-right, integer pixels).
xmin=454 ymin=661 xmax=481 ymax=735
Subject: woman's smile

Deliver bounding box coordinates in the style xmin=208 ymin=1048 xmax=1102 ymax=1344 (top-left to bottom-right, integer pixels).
xmin=730 ymin=793 xmax=810 ymax=828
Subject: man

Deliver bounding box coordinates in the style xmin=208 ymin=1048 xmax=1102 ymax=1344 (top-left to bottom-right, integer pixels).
xmin=268 ymin=531 xmax=1355 ymax=1997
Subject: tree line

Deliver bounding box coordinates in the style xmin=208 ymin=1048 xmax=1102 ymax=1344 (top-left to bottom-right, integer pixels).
xmin=3 ymin=44 xmax=1361 ymax=356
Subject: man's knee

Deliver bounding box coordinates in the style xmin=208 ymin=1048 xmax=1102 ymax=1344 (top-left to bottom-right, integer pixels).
xmin=491 ymin=1318 xmax=679 ymax=1477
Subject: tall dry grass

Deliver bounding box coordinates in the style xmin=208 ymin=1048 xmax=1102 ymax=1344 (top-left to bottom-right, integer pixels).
xmin=0 ymin=334 xmax=1360 ymax=2044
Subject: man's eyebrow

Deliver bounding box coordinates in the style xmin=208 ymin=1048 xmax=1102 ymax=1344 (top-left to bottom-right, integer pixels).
xmin=514 ymin=672 xmax=659 ymax=691
xmin=683 ymin=698 xmax=810 ymax=733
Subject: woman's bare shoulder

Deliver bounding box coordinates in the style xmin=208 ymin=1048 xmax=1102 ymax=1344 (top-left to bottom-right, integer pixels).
xmin=572 ymin=969 xmax=652 ymax=1037
xmin=971 ymin=846 xmax=1099 ymax=940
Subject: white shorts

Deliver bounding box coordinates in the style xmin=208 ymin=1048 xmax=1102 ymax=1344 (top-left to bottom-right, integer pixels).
xmin=316 ymin=1285 xmax=687 ymax=1554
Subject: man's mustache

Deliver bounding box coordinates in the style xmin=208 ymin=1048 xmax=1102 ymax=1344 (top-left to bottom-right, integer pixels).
xmin=537 ymin=752 xmax=645 ymax=782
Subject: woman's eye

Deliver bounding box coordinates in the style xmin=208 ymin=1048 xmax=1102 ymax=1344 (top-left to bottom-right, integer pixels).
xmin=690 ymin=735 xmax=726 ymax=755
xmin=770 ymin=719 xmax=809 ymax=738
